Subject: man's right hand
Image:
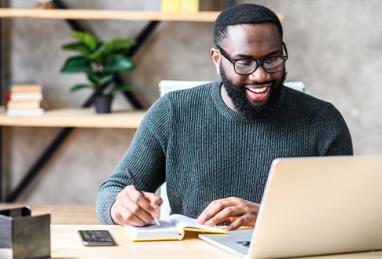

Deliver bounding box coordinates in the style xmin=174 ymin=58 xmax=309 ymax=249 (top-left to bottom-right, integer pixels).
xmin=111 ymin=185 xmax=163 ymax=226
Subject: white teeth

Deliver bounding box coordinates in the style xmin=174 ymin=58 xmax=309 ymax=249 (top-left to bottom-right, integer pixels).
xmin=248 ymin=86 xmax=268 ymax=94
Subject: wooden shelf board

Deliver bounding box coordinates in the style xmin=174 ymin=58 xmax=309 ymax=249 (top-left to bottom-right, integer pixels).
xmin=0 ymin=9 xmax=220 ymax=22
xmin=0 ymin=107 xmax=146 ymax=128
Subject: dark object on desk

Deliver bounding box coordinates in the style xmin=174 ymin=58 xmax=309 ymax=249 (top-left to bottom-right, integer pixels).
xmin=0 ymin=206 xmax=51 ymax=259
xmin=79 ymin=230 xmax=117 ymax=246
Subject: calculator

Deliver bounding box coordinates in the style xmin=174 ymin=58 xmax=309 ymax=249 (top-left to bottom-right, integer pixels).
xmin=78 ymin=230 xmax=117 ymax=246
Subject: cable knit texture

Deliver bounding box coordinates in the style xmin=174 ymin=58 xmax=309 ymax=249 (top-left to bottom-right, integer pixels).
xmin=96 ymin=80 xmax=353 ymax=224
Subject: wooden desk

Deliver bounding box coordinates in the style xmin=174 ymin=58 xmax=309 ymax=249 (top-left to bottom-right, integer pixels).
xmin=52 ymin=224 xmax=237 ymax=259
xmin=1 ymin=205 xmax=382 ymax=258
xmin=51 ymin=225 xmax=382 ymax=259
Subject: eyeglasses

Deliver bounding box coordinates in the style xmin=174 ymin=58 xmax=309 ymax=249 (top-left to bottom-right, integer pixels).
xmin=217 ymin=42 xmax=288 ymax=75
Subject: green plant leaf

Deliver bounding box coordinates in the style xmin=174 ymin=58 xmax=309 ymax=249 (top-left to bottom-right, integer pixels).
xmin=105 ymin=54 xmax=135 ymax=72
xmin=62 ymin=42 xmax=91 ymax=54
xmin=70 ymin=84 xmax=90 ymax=92
xmin=114 ymin=83 xmax=133 ymax=93
xmin=88 ymin=39 xmax=135 ymax=61
xmin=87 ymin=73 xmax=114 ymax=86
xmin=72 ymin=31 xmax=97 ymax=51
xmin=60 ymin=56 xmax=92 ymax=73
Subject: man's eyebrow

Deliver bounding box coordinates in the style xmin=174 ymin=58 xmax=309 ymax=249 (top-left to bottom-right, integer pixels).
xmin=235 ymin=50 xmax=281 ymax=59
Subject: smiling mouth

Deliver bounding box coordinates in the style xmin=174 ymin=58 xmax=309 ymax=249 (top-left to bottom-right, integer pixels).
xmin=245 ymin=85 xmax=271 ymax=103
xmin=246 ymin=86 xmax=269 ymax=94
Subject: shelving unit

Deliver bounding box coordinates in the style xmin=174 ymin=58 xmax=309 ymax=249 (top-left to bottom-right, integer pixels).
xmin=0 ymin=8 xmax=220 ymax=22
xmin=0 ymin=4 xmax=227 ymax=202
xmin=0 ymin=107 xmax=145 ymax=128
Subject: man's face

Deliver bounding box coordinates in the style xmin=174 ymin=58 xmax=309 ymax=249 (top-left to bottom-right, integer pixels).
xmin=213 ymin=23 xmax=286 ymax=117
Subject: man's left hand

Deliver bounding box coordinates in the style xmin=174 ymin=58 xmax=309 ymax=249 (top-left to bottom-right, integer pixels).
xmin=196 ymin=197 xmax=259 ymax=230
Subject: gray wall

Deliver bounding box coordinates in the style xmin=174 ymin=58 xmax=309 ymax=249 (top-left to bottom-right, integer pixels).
xmin=4 ymin=0 xmax=382 ymax=205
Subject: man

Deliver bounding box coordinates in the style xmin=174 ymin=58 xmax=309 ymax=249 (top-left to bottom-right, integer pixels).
xmin=96 ymin=4 xmax=353 ymax=230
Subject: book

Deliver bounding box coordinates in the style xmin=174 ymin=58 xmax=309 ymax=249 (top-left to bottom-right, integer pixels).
xmin=160 ymin=0 xmax=180 ymax=13
xmin=179 ymin=0 xmax=199 ymax=13
xmin=10 ymin=92 xmax=43 ymax=102
xmin=6 ymin=108 xmax=44 ymax=116
xmin=124 ymin=214 xmax=226 ymax=241
xmin=11 ymin=84 xmax=42 ymax=93
xmin=7 ymin=101 xmax=41 ymax=109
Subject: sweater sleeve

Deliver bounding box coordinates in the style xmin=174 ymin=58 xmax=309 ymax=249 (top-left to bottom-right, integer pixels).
xmin=317 ymin=103 xmax=353 ymax=156
xmin=96 ymin=95 xmax=172 ymax=224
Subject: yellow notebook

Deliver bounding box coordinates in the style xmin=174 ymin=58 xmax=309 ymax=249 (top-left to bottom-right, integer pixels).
xmin=124 ymin=214 xmax=226 ymax=241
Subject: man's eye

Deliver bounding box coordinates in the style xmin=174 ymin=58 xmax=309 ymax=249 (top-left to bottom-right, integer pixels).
xmin=236 ymin=60 xmax=254 ymax=67
xmin=264 ymin=56 xmax=283 ymax=67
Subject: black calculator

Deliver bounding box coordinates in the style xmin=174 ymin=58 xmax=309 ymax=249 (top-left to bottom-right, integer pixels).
xmin=79 ymin=230 xmax=117 ymax=246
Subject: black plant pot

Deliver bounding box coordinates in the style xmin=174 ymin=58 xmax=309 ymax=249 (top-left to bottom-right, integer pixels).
xmin=94 ymin=95 xmax=113 ymax=114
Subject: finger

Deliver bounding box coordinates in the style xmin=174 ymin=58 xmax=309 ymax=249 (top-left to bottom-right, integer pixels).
xmin=126 ymin=186 xmax=157 ymax=215
xmin=142 ymin=192 xmax=163 ymax=219
xmin=228 ymin=214 xmax=257 ymax=230
xmin=112 ymin=204 xmax=146 ymax=226
xmin=205 ymin=206 xmax=247 ymax=226
xmin=119 ymin=206 xmax=147 ymax=226
xmin=118 ymin=187 xmax=156 ymax=224
xmin=143 ymin=192 xmax=163 ymax=209
xmin=197 ymin=197 xmax=242 ymax=224
xmin=124 ymin=200 xmax=156 ymax=225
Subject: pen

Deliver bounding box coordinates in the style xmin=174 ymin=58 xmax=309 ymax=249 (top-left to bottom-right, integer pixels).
xmin=126 ymin=169 xmax=160 ymax=227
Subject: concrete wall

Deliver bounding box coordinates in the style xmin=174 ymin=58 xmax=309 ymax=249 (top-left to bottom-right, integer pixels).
xmin=4 ymin=0 xmax=382 ymax=205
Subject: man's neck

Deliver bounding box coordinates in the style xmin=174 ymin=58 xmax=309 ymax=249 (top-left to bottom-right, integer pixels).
xmin=220 ymin=83 xmax=237 ymax=111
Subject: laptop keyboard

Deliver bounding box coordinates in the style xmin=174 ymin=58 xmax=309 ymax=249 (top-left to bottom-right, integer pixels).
xmin=237 ymin=241 xmax=251 ymax=247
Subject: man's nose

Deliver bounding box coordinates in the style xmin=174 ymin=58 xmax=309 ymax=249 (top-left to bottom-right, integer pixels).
xmin=248 ymin=65 xmax=269 ymax=83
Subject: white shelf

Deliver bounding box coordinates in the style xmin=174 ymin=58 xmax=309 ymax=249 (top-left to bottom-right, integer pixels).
xmin=0 ymin=9 xmax=220 ymax=22
xmin=0 ymin=107 xmax=146 ymax=128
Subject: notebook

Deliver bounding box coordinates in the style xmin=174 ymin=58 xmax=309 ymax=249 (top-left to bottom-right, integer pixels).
xmin=125 ymin=214 xmax=226 ymax=241
xmin=199 ymin=155 xmax=382 ymax=258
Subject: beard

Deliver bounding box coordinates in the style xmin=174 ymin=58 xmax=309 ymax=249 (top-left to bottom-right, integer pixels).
xmin=220 ymin=64 xmax=286 ymax=119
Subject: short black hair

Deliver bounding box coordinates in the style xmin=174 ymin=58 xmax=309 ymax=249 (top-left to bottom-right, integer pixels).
xmin=214 ymin=3 xmax=283 ymax=46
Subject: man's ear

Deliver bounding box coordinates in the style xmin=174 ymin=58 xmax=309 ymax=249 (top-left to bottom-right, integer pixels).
xmin=211 ymin=48 xmax=220 ymax=75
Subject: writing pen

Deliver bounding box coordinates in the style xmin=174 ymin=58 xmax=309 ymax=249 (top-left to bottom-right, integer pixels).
xmin=126 ymin=169 xmax=160 ymax=227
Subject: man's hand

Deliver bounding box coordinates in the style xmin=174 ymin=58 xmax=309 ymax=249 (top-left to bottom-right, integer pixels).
xmin=111 ymin=185 xmax=163 ymax=226
xmin=196 ymin=197 xmax=259 ymax=230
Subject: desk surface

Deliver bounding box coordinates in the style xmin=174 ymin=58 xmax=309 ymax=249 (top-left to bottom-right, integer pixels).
xmin=51 ymin=225 xmax=382 ymax=259
xmin=52 ymin=224 xmax=238 ymax=259
xmin=1 ymin=204 xmax=382 ymax=258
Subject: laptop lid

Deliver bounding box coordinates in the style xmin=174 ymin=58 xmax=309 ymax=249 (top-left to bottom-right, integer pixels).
xmin=249 ymin=155 xmax=382 ymax=259
xmin=200 ymin=155 xmax=382 ymax=258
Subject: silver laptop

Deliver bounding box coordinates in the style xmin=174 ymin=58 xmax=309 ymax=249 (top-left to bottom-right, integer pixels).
xmin=199 ymin=155 xmax=382 ymax=258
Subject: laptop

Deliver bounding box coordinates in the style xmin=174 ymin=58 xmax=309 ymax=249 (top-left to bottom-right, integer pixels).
xmin=199 ymin=155 xmax=382 ymax=258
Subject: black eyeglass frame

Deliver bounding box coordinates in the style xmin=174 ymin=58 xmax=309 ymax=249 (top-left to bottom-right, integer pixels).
xmin=217 ymin=42 xmax=288 ymax=75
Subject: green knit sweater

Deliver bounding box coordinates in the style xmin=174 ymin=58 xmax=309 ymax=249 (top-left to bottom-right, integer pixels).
xmin=96 ymin=80 xmax=353 ymax=224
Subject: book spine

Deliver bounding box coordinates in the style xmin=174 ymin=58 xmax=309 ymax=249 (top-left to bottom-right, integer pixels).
xmin=6 ymin=108 xmax=44 ymax=117
xmin=7 ymin=101 xmax=41 ymax=109
xmin=179 ymin=0 xmax=199 ymax=13
xmin=10 ymin=92 xmax=43 ymax=102
xmin=161 ymin=0 xmax=180 ymax=13
xmin=11 ymin=84 xmax=42 ymax=92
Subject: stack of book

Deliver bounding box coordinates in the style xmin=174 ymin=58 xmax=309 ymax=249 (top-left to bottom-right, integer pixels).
xmin=6 ymin=84 xmax=44 ymax=116
xmin=144 ymin=0 xmax=199 ymax=13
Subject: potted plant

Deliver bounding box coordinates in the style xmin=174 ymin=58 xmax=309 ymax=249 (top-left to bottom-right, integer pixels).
xmin=60 ymin=31 xmax=135 ymax=113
